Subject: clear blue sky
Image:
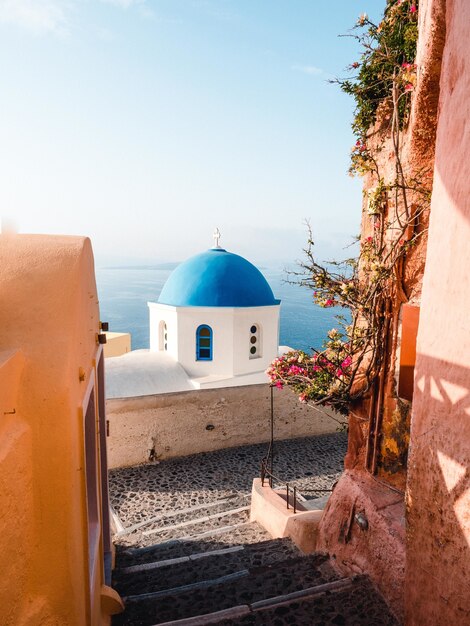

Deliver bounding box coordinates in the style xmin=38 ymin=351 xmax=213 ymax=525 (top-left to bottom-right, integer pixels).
xmin=0 ymin=0 xmax=382 ymax=266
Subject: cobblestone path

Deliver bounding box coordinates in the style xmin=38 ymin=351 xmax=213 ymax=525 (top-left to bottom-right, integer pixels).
xmin=110 ymin=432 xmax=348 ymax=545
xmin=110 ymin=433 xmax=400 ymax=625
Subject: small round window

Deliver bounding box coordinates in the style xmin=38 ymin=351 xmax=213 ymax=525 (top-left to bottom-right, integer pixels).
xmin=249 ymin=325 xmax=260 ymax=359
xmin=159 ymin=320 xmax=168 ymax=351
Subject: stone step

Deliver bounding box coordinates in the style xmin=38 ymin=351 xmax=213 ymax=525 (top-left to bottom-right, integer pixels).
xmin=113 ymin=539 xmax=317 ymax=597
xmin=114 ymin=495 xmax=251 ymax=547
xmin=112 ymin=553 xmax=341 ymax=626
xmin=117 ymin=546 xmax=245 ymax=575
xmin=141 ymin=506 xmax=250 ymax=538
xmin=114 ymin=495 xmax=249 ymax=538
xmin=216 ymin=576 xmax=400 ymax=625
xmin=118 ymin=507 xmax=251 ymax=548
xmin=116 ymin=521 xmax=273 ymax=568
xmin=147 ymin=576 xmax=399 ymax=626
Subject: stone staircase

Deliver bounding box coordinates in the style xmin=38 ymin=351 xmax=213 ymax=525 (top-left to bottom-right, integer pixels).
xmin=112 ymin=497 xmax=399 ymax=626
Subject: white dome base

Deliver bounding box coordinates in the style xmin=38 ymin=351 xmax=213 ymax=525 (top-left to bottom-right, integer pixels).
xmin=148 ymin=302 xmax=280 ymax=382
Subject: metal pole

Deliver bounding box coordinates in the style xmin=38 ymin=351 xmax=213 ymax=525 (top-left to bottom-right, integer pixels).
xmin=270 ymin=385 xmax=274 ymax=485
xmin=293 ymin=486 xmax=297 ymax=514
xmin=286 ymin=483 xmax=289 ymax=509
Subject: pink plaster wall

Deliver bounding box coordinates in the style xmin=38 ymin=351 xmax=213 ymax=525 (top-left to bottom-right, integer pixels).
xmin=317 ymin=470 xmax=405 ymax=621
xmin=344 ymin=0 xmax=445 ymax=490
xmin=317 ymin=3 xmax=447 ymax=620
xmin=405 ymin=0 xmax=470 ymax=623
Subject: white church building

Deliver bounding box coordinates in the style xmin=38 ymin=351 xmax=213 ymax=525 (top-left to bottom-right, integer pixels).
xmin=105 ymin=233 xmax=282 ymax=397
xmin=148 ymin=235 xmax=280 ymax=388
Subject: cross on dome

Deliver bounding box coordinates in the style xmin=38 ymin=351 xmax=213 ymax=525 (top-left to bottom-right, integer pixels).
xmin=213 ymin=227 xmax=222 ymax=248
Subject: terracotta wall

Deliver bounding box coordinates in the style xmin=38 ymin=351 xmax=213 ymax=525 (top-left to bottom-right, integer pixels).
xmin=107 ymin=385 xmax=345 ymax=468
xmin=405 ymin=0 xmax=470 ymax=622
xmin=346 ymin=0 xmax=446 ymax=489
xmin=316 ymin=470 xmax=405 ymax=618
xmin=317 ymin=2 xmax=448 ymax=621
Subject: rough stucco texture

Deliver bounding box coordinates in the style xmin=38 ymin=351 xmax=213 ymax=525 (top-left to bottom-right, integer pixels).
xmin=405 ymin=0 xmax=470 ymax=623
xmin=106 ymin=385 xmax=345 ymax=468
xmin=0 ymin=234 xmax=107 ymax=626
xmin=344 ymin=0 xmax=445 ymax=488
xmin=316 ymin=470 xmax=405 ymax=622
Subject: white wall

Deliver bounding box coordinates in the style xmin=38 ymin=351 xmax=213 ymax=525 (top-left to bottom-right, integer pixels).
xmin=148 ymin=302 xmax=280 ymax=381
xmin=106 ymin=383 xmax=345 ymax=468
xmin=148 ymin=303 xmax=178 ymax=356
xmin=176 ymin=307 xmax=235 ymax=378
xmin=232 ymin=306 xmax=280 ymax=376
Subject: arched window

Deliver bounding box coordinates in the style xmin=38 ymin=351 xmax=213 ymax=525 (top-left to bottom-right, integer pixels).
xmin=196 ymin=325 xmax=213 ymax=361
xmin=249 ymin=324 xmax=262 ymax=359
xmin=159 ymin=321 xmax=168 ymax=351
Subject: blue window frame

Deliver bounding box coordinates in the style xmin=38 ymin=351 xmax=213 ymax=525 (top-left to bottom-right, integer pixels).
xmin=196 ymin=325 xmax=213 ymax=361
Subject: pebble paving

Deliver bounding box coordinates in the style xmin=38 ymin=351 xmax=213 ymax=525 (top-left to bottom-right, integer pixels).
xmin=109 ymin=432 xmax=347 ymax=547
xmin=111 ymin=432 xmax=400 ymax=626
xmin=218 ymin=577 xmax=399 ymax=626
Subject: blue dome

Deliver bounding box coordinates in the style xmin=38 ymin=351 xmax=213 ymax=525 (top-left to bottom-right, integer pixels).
xmin=158 ymin=248 xmax=280 ymax=308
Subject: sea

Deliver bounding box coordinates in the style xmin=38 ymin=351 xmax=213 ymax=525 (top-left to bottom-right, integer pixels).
xmin=96 ymin=266 xmax=344 ymax=353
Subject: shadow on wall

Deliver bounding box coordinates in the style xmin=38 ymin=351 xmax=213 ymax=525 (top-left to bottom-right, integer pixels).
xmin=106 ymin=385 xmax=346 ymax=469
xmin=406 ymin=353 xmax=470 ymax=621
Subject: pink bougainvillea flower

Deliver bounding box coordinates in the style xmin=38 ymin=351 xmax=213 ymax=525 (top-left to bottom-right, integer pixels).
xmin=405 ymin=83 xmax=414 ymax=91
xmin=357 ymin=13 xmax=368 ymax=26
xmin=365 ymin=236 xmax=373 ymax=243
xmin=275 ymin=381 xmax=283 ymax=389
xmin=410 ymin=4 xmax=417 ymax=14
xmin=324 ymin=299 xmax=335 ymax=307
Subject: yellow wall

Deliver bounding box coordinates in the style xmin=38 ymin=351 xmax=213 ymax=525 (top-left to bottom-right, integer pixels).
xmin=0 ymin=234 xmax=122 ymax=625
xmin=103 ymin=332 xmax=131 ymax=358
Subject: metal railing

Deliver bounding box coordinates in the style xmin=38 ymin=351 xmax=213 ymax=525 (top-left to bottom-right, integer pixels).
xmin=260 ymin=457 xmax=299 ymax=513
xmin=259 ymin=386 xmax=299 ymax=512
xmin=260 ymin=385 xmax=334 ymax=515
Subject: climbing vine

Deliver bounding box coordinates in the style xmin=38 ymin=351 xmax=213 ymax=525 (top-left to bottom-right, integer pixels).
xmin=267 ymin=0 xmax=428 ymax=417
xmin=341 ymin=0 xmax=419 ymax=147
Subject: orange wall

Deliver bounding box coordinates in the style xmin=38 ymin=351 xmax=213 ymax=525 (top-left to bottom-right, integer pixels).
xmin=405 ymin=0 xmax=470 ymax=623
xmin=0 ymin=234 xmax=120 ymax=625
xmin=0 ymin=350 xmax=34 ymax=625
